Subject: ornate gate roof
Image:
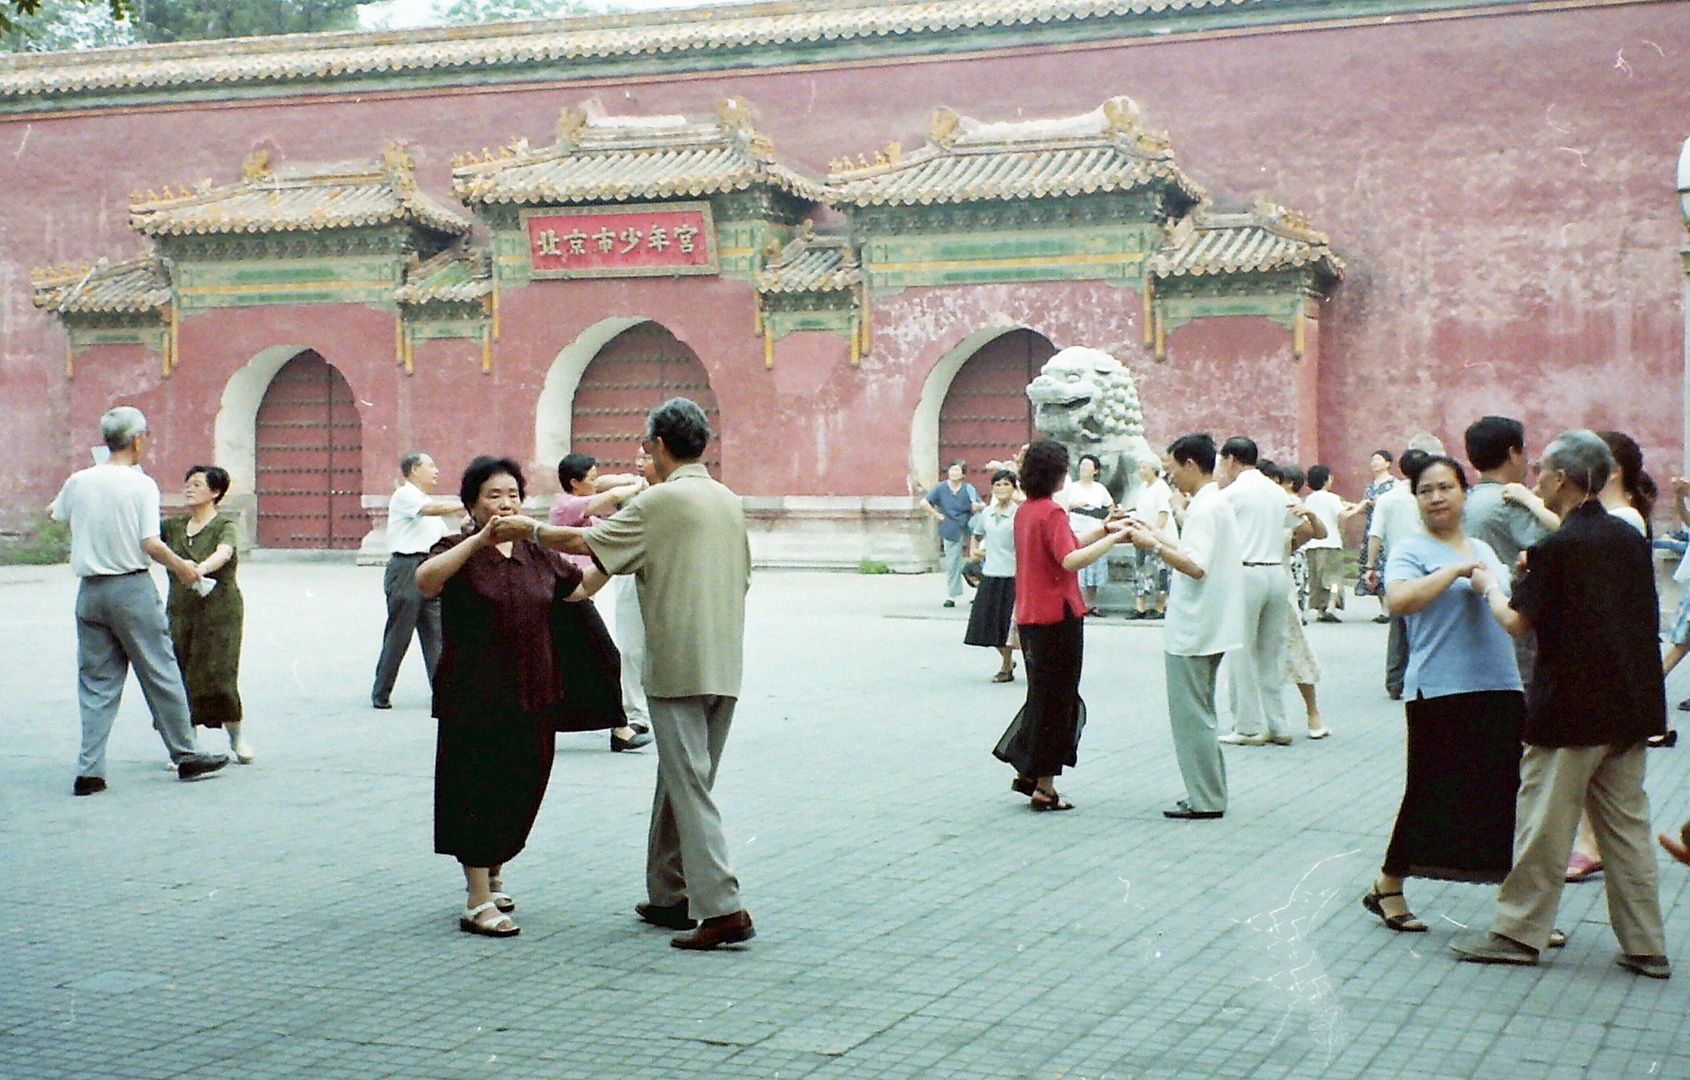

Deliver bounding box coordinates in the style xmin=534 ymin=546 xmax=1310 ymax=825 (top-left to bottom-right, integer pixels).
xmin=826 ymin=97 xmax=1203 ymax=210
xmin=452 ymin=99 xmax=824 ymax=207
xmin=130 ymin=145 xmax=471 ymax=238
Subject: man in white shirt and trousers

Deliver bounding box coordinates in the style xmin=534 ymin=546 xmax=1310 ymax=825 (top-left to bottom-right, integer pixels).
xmin=52 ymin=406 xmax=229 ymax=795
xmin=1216 ymin=436 xmax=1304 ymax=746
xmin=371 ymin=451 xmax=460 ymax=709
xmin=1364 ymin=447 xmax=1434 ymax=700
xmin=1124 ymin=433 xmax=1244 ymax=818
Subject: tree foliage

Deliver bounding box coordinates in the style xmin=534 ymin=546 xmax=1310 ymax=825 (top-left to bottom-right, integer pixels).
xmin=426 ymin=0 xmax=590 ymax=25
xmin=1 ymin=0 xmax=134 ymax=50
xmin=127 ymin=0 xmax=362 ymax=42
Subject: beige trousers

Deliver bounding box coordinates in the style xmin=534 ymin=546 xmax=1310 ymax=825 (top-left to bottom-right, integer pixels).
xmin=1491 ymin=743 xmax=1666 ymax=956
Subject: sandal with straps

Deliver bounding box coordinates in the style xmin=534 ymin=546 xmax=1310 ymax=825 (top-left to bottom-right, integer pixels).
xmin=460 ymin=900 xmax=520 ymax=937
xmin=1362 ymin=887 xmax=1427 ymax=933
xmin=487 ymin=877 xmax=515 ymax=914
xmin=1030 ymin=789 xmax=1074 ymax=812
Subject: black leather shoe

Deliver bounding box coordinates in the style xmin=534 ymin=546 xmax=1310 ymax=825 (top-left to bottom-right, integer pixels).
xmin=636 ymin=901 xmax=697 ymax=931
xmin=177 ymin=754 xmax=229 ymax=781
xmin=672 ymin=910 xmax=755 ymax=950
xmin=371 ymin=698 xmax=393 ymax=710
xmin=630 ymin=722 xmax=650 ymax=735
xmin=1163 ymin=800 xmax=1223 ymax=820
xmin=72 ymin=775 xmax=107 ymax=796
xmin=612 ymin=730 xmax=653 ymax=752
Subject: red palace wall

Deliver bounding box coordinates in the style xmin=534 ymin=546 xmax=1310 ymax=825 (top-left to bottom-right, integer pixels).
xmin=3 ymin=0 xmax=1687 ymax=520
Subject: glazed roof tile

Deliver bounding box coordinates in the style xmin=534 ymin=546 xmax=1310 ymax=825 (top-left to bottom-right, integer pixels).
xmin=453 ymin=100 xmax=824 ymax=205
xmin=31 ymin=252 xmax=171 ymax=313
xmin=756 ymin=228 xmax=861 ymax=292
xmin=131 ymin=146 xmax=472 ymax=237
xmin=1150 ymin=198 xmax=1344 ymax=281
xmin=826 ymin=97 xmax=1205 ymax=208
xmin=0 ymin=0 xmax=1264 ymax=100
xmin=395 ymin=247 xmax=493 ymax=304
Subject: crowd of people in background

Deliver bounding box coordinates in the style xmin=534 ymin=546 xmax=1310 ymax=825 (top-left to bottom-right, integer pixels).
xmin=45 ymin=399 xmax=1690 ymax=975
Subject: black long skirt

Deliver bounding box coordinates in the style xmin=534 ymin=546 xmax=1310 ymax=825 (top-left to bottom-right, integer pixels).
xmin=435 ymin=708 xmax=556 ymax=868
xmin=964 ymin=575 xmax=1016 ymax=648
xmin=994 ymin=615 xmax=1086 ymax=778
xmin=1382 ymin=689 xmax=1524 ymax=882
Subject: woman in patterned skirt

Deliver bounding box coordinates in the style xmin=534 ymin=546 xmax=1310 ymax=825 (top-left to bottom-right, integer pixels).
xmin=161 ymin=465 xmax=250 ymax=763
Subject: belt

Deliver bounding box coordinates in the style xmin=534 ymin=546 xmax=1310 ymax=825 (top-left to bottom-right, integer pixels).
xmin=390 ymin=551 xmax=431 ymax=558
xmin=1242 ymin=561 xmax=1283 ymax=567
xmin=86 ymin=568 xmax=148 ymax=578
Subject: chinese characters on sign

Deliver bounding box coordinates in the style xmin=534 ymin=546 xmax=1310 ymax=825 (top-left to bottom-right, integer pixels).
xmin=523 ymin=203 xmax=717 ymax=279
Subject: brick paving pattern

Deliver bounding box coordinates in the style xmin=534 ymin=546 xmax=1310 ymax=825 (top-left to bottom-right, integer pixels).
xmin=4 ymin=563 xmax=1689 ymax=1080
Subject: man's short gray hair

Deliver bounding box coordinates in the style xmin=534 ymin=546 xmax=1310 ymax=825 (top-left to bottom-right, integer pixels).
xmin=1542 ymin=428 xmax=1614 ymax=495
xmin=645 ymin=397 xmax=711 ymax=461
xmin=400 ymin=450 xmax=428 ymax=478
xmin=100 ymin=406 xmax=148 ymax=451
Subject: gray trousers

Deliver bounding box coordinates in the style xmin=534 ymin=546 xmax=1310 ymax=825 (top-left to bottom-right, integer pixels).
xmin=1165 ymin=652 xmax=1228 ymax=813
xmin=646 ymin=695 xmax=742 ymax=921
xmin=942 ymin=538 xmax=965 ymax=598
xmin=1229 ymin=565 xmax=1292 ymax=738
xmin=75 ymin=572 xmax=202 ymax=777
xmin=1492 ymin=743 xmax=1666 ymax=956
xmin=371 ymin=553 xmax=442 ymax=705
xmin=610 ymin=575 xmax=649 ymax=727
xmin=1385 ymin=613 xmax=1408 ymax=698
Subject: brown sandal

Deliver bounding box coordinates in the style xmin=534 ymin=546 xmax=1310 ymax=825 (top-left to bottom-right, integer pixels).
xmin=1030 ymin=790 xmax=1074 ymax=812
xmin=1361 ymin=887 xmax=1426 ymax=933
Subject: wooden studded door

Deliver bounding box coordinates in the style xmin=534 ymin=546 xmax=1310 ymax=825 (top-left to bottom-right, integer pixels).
xmin=938 ymin=328 xmax=1057 ymax=481
xmin=255 ymin=351 xmax=364 ymax=549
xmin=571 ymin=322 xmax=721 ymax=478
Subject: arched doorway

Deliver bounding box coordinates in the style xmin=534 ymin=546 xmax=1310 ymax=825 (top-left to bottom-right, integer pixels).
xmin=937 ymin=328 xmax=1056 ymax=479
xmin=254 ymin=350 xmax=364 ymax=548
xmin=570 ymin=321 xmax=720 ymax=477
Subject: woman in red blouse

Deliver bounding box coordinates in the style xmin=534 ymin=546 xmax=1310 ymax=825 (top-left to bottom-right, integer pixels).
xmin=418 ymin=456 xmax=610 ymax=937
xmin=994 ymin=440 xmax=1130 ymax=810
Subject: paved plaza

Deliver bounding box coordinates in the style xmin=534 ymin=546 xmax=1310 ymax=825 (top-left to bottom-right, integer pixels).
xmin=5 ymin=562 xmax=1690 ymax=1080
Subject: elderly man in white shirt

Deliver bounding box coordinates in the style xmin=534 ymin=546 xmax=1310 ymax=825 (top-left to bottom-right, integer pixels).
xmin=52 ymin=406 xmax=229 ymax=795
xmin=1364 ymin=448 xmax=1433 ymax=700
xmin=371 ymin=450 xmax=461 ymax=709
xmin=1124 ymin=434 xmax=1243 ymax=818
xmin=1216 ymin=437 xmax=1320 ymax=746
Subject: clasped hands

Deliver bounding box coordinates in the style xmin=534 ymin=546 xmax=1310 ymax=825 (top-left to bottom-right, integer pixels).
xmin=484 ymin=513 xmax=543 ymax=544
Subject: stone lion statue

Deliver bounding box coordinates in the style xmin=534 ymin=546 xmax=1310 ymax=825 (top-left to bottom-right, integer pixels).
xmin=1025 ymin=346 xmax=1159 ymax=507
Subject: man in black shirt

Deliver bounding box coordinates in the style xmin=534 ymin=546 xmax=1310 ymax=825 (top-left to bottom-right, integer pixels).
xmin=1453 ymin=429 xmax=1670 ymax=978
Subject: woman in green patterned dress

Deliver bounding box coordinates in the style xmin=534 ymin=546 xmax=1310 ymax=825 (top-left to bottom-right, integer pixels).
xmin=162 ymin=465 xmax=250 ymax=763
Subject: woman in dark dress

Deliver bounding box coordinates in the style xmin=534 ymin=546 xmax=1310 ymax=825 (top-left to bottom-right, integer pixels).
xmin=993 ymin=440 xmax=1128 ymax=811
xmin=161 ymin=465 xmax=249 ymax=763
xmin=1367 ymin=456 xmax=1524 ymax=933
xmin=417 ymin=456 xmax=610 ymax=937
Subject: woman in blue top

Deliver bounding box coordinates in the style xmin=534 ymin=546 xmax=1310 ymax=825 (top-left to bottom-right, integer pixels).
xmin=1365 ymin=456 xmax=1525 ymax=934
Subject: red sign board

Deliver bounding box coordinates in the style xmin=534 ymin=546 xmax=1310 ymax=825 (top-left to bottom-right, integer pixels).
xmin=521 ymin=202 xmax=718 ymax=279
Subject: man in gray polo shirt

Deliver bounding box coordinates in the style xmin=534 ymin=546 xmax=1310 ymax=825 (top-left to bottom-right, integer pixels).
xmin=519 ymin=397 xmax=755 ymax=950
xmin=50 ymin=406 xmax=228 ymax=795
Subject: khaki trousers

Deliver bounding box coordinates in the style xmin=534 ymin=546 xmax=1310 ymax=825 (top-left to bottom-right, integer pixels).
xmin=646 ymin=695 xmax=742 ymax=921
xmin=1492 ymin=743 xmax=1666 ymax=956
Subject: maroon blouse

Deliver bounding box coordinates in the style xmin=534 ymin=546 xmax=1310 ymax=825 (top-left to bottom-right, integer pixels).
xmin=429 ymin=533 xmax=583 ymax=720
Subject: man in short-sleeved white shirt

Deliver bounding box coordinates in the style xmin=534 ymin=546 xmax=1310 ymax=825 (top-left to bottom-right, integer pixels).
xmin=1217 ymin=437 xmax=1299 ymax=745
xmin=1301 ymin=467 xmax=1346 ymax=620
xmin=52 ymin=406 xmax=227 ymax=795
xmin=1366 ymin=448 xmax=1433 ymax=699
xmin=371 ymin=451 xmax=460 ymax=709
xmin=1125 ymin=434 xmax=1242 ymax=819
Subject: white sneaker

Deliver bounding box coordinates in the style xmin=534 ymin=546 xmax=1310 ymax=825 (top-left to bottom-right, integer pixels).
xmin=231 ymin=740 xmax=255 ymax=764
xmin=1308 ymin=726 xmax=1331 ymax=740
xmin=1218 ymin=732 xmax=1269 ymax=746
